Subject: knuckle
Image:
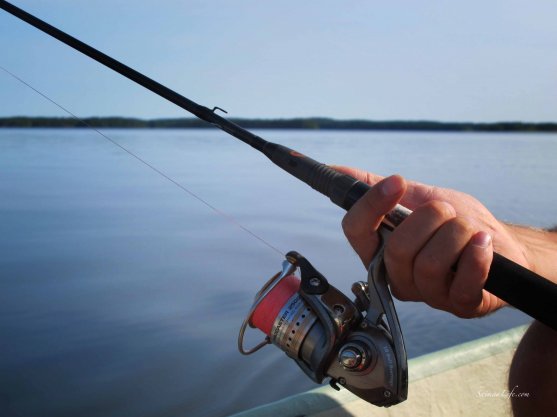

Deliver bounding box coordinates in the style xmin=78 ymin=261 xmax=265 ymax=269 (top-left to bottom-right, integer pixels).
xmin=450 ymin=217 xmax=475 ymax=236
xmin=421 ymin=200 xmax=455 ymax=220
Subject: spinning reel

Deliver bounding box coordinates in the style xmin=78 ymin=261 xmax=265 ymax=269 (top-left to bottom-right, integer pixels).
xmin=238 ymin=234 xmax=408 ymax=407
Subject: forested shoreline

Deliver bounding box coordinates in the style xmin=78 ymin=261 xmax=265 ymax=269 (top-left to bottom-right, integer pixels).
xmin=1 ymin=116 xmax=556 ymax=132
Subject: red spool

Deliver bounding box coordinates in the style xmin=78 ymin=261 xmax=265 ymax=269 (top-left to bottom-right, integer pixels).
xmin=250 ymin=275 xmax=300 ymax=335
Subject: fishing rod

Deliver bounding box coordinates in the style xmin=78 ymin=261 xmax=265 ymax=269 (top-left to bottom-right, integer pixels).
xmin=2 ymin=0 xmax=556 ymax=406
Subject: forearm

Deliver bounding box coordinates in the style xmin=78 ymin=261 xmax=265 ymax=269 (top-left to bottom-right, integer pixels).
xmin=506 ymin=224 xmax=557 ymax=283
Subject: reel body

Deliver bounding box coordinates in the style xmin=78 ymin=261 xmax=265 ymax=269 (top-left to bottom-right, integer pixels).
xmin=238 ymin=243 xmax=408 ymax=407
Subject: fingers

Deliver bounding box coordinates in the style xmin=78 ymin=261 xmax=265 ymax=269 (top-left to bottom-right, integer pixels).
xmin=412 ymin=217 xmax=477 ymax=309
xmin=385 ymin=201 xmax=457 ymax=302
xmin=388 ymin=215 xmax=495 ymax=316
xmin=449 ymin=231 xmax=494 ymax=317
xmin=342 ymin=175 xmax=407 ymax=266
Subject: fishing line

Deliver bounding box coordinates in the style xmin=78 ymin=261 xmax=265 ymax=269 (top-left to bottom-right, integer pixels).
xmin=0 ymin=65 xmax=285 ymax=257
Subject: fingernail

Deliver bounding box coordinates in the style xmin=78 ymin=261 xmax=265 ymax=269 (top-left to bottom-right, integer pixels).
xmin=472 ymin=231 xmax=492 ymax=248
xmin=381 ymin=175 xmax=403 ymax=196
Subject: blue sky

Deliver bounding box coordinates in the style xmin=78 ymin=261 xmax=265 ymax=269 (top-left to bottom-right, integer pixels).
xmin=1 ymin=0 xmax=556 ymax=122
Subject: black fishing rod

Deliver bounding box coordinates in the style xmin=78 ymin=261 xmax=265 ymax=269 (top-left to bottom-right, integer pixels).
xmin=1 ymin=0 xmax=556 ymax=330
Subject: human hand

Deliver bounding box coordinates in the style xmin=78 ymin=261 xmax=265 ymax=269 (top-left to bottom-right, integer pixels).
xmin=334 ymin=166 xmax=532 ymax=318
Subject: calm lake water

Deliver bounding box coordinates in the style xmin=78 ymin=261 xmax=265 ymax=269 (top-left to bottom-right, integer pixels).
xmin=1 ymin=128 xmax=556 ymax=417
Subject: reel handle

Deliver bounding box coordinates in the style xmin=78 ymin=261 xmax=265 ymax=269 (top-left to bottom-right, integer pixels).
xmin=262 ymin=145 xmax=557 ymax=330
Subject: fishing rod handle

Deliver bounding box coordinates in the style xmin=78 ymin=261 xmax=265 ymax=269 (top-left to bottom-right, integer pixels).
xmin=264 ymin=144 xmax=556 ymax=329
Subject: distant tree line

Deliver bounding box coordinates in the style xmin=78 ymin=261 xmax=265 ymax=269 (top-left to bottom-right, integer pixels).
xmin=0 ymin=116 xmax=556 ymax=132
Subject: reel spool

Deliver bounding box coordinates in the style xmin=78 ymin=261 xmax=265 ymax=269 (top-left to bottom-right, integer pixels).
xmin=238 ymin=250 xmax=408 ymax=407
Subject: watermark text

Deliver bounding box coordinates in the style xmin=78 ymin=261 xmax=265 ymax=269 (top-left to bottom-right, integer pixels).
xmin=477 ymin=385 xmax=530 ymax=399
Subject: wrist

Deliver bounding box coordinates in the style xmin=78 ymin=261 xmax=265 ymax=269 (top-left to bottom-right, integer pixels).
xmin=504 ymin=223 xmax=557 ymax=282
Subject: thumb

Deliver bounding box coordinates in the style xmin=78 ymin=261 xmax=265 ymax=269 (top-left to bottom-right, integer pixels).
xmin=342 ymin=175 xmax=407 ymax=267
xmin=332 ymin=165 xmax=443 ymax=210
xmin=329 ymin=165 xmax=384 ymax=185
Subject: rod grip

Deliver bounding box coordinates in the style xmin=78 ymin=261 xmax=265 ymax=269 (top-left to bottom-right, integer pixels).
xmin=485 ymin=253 xmax=557 ymax=329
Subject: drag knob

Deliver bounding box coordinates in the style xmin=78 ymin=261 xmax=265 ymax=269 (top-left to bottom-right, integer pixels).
xmin=338 ymin=344 xmax=366 ymax=370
